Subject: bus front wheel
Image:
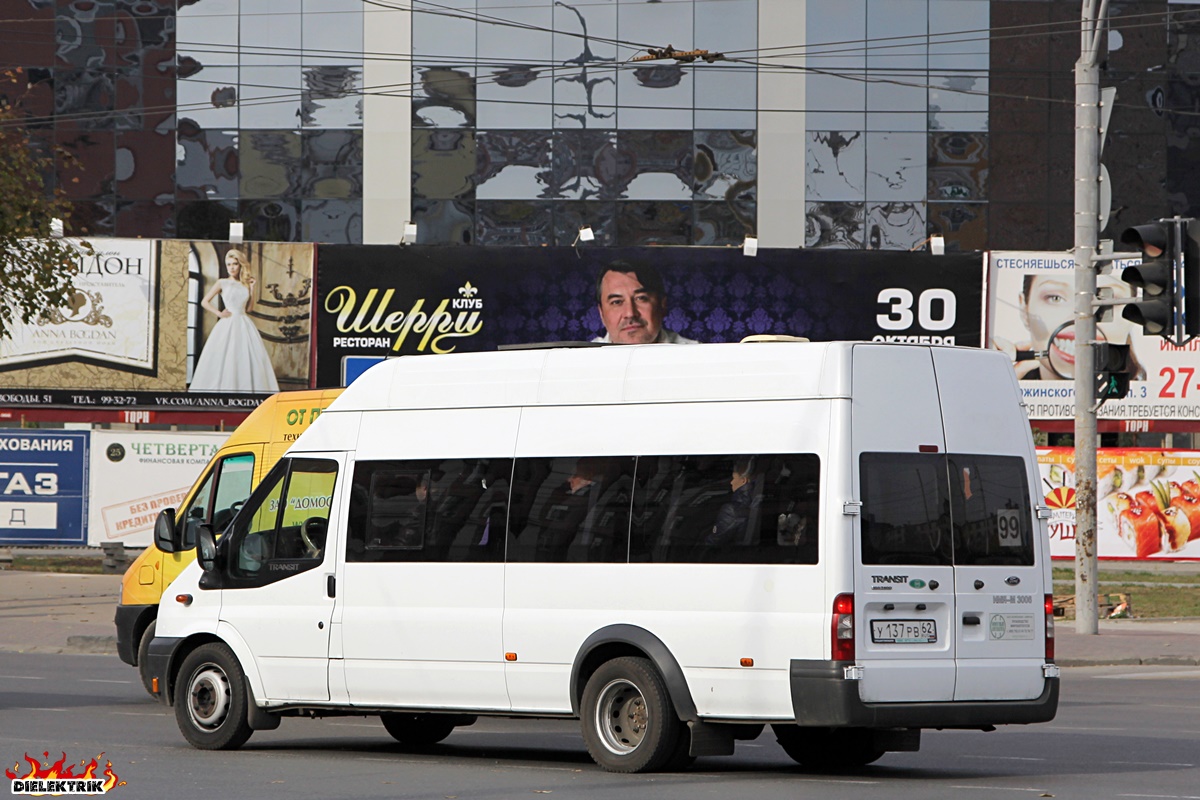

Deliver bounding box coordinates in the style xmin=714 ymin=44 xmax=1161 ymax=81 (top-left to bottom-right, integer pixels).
xmin=174 ymin=643 xmax=254 ymax=751
xmin=580 ymin=656 xmax=681 ymax=773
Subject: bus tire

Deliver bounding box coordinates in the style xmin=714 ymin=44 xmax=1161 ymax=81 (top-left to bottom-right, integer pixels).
xmin=380 ymin=713 xmax=459 ymax=746
xmin=580 ymin=656 xmax=681 ymax=773
xmin=174 ymin=643 xmax=254 ymax=751
xmin=136 ymin=619 xmax=156 ymax=697
xmin=773 ymin=724 xmax=884 ymax=769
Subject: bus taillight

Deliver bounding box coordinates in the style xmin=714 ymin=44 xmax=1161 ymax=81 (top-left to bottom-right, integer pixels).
xmin=832 ymin=593 xmax=855 ymax=661
xmin=1044 ymin=594 xmax=1055 ymax=662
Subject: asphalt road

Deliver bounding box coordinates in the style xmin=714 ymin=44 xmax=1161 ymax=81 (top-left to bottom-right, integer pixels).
xmin=2 ymin=652 xmax=1198 ymax=800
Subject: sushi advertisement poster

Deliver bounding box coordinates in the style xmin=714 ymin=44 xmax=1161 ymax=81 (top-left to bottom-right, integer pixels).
xmin=1039 ymin=447 xmax=1200 ymax=560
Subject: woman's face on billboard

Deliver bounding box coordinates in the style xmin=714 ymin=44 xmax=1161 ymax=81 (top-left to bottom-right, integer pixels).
xmin=1021 ymin=276 xmax=1072 ymax=348
xmin=1020 ymin=274 xmax=1135 ymax=378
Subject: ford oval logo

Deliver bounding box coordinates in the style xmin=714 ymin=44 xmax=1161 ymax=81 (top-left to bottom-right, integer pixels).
xmin=1005 ymin=576 xmax=1021 ymax=586
xmin=909 ymin=579 xmax=926 ymax=589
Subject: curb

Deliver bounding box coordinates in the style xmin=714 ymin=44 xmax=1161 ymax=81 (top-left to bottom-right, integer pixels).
xmin=0 ymin=639 xmax=118 ymax=656
xmin=1058 ymin=656 xmax=1200 ymax=667
xmin=66 ymin=635 xmax=118 ymax=654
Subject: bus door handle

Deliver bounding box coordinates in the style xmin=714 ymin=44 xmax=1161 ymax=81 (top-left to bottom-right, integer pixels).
xmin=963 ymin=615 xmax=981 ymax=626
xmin=327 ymin=575 xmax=336 ymax=598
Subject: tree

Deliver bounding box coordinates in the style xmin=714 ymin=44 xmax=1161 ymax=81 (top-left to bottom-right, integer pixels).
xmin=0 ymin=67 xmax=91 ymax=342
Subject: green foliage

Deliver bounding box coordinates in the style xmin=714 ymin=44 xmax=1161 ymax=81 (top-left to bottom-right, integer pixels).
xmin=0 ymin=67 xmax=92 ymax=341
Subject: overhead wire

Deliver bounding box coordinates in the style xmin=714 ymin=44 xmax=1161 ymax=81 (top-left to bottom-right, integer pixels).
xmin=0 ymin=2 xmax=1198 ymax=130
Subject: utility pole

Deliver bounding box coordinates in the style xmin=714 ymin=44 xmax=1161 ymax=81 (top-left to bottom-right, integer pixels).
xmin=1073 ymin=0 xmax=1109 ymax=635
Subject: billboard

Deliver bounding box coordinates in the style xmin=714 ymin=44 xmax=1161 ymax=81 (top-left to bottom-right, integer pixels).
xmin=87 ymin=431 xmax=229 ymax=547
xmin=1039 ymin=447 xmax=1200 ymax=561
xmin=0 ymin=239 xmax=157 ymax=373
xmin=0 ymin=431 xmax=89 ymax=546
xmin=988 ymin=251 xmax=1200 ymax=422
xmin=0 ymin=240 xmax=313 ymax=411
xmin=314 ymin=246 xmax=984 ymax=386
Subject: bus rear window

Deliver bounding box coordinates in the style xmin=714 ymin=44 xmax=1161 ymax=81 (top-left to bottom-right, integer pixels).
xmin=860 ymin=453 xmax=1033 ymax=567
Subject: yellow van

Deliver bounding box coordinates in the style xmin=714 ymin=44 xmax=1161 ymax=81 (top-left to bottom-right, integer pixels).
xmin=114 ymin=388 xmax=342 ymax=694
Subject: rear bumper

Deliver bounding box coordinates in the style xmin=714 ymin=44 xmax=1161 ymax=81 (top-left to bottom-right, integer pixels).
xmin=790 ymin=660 xmax=1059 ymax=728
xmin=114 ymin=604 xmax=155 ymax=667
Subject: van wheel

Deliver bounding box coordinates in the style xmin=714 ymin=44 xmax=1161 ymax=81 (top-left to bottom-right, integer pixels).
xmin=580 ymin=656 xmax=680 ymax=773
xmin=136 ymin=620 xmax=157 ymax=696
xmin=773 ymin=725 xmax=884 ymax=769
xmin=174 ymin=643 xmax=254 ymax=751
xmin=380 ymin=713 xmax=459 ymax=746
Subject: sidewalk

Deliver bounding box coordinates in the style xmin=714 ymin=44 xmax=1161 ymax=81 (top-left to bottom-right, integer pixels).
xmin=1055 ymin=617 xmax=1200 ymax=667
xmin=0 ymin=571 xmax=123 ymax=655
xmin=1 ymin=569 xmax=1199 ymax=666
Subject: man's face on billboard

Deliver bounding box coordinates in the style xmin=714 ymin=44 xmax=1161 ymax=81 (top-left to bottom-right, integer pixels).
xmin=598 ymin=270 xmax=666 ymax=344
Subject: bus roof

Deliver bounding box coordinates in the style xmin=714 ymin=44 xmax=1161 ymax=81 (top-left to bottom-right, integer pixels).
xmin=324 ymin=341 xmax=872 ymax=414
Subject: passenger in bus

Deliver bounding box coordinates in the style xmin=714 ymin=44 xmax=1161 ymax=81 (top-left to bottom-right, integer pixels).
xmin=534 ymin=457 xmax=606 ymax=561
xmin=705 ymin=456 xmax=761 ymax=548
xmin=367 ymin=473 xmax=428 ymax=549
xmin=592 ymin=260 xmax=697 ymax=345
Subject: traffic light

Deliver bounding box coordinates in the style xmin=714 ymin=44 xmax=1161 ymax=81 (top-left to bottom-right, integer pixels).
xmin=1094 ymin=342 xmax=1133 ymax=401
xmin=1185 ymin=223 xmax=1200 ymax=338
xmin=1119 ymin=222 xmax=1176 ymax=337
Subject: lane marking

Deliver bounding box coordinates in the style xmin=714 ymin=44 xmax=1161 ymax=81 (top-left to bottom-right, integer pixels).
xmin=966 ymin=755 xmax=1047 ymax=762
xmin=80 ymin=679 xmax=132 ymax=685
xmin=1109 ymin=761 xmax=1195 ymax=767
xmin=784 ymin=778 xmax=880 ymax=785
xmin=948 ymin=786 xmax=1048 ymax=793
xmin=0 ymin=675 xmax=45 ymax=680
xmin=1096 ymin=671 xmax=1200 ymax=681
xmin=1043 ymin=726 xmax=1126 ymax=732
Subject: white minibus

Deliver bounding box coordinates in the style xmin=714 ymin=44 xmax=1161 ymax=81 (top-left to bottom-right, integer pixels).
xmin=148 ymin=341 xmax=1059 ymax=773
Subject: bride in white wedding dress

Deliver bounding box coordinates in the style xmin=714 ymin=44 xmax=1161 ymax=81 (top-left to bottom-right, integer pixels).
xmin=189 ymin=249 xmax=280 ymax=393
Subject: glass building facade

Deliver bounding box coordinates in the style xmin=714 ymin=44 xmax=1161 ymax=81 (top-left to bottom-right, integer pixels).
xmin=0 ymin=0 xmax=1187 ymax=251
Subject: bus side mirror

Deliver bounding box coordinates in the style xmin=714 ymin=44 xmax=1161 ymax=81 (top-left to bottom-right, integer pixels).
xmin=154 ymin=508 xmax=181 ymax=553
xmin=196 ymin=524 xmax=218 ymax=572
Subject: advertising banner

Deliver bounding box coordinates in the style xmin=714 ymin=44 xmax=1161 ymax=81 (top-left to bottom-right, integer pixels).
xmin=989 ymin=251 xmax=1200 ymax=422
xmin=314 ymin=246 xmax=983 ymax=386
xmin=1038 ymin=447 xmax=1200 ymax=561
xmin=0 ymin=240 xmax=313 ymax=411
xmin=0 ymin=431 xmax=88 ymax=546
xmin=87 ymin=431 xmax=229 ymax=547
xmin=0 ymin=239 xmax=156 ymax=372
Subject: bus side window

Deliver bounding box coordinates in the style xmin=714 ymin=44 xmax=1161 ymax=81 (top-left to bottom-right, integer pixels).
xmin=347 ymin=458 xmax=510 ymax=564
xmin=506 ymin=456 xmax=633 ymax=564
xmin=631 ymin=454 xmax=820 ymax=565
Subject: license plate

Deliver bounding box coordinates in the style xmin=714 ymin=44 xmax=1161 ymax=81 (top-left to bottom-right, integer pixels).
xmin=871 ymin=619 xmax=937 ymax=644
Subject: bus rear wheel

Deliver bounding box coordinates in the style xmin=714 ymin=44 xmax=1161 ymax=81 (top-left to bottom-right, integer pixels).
xmin=580 ymin=656 xmax=681 ymax=773
xmin=773 ymin=725 xmax=884 ymax=769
